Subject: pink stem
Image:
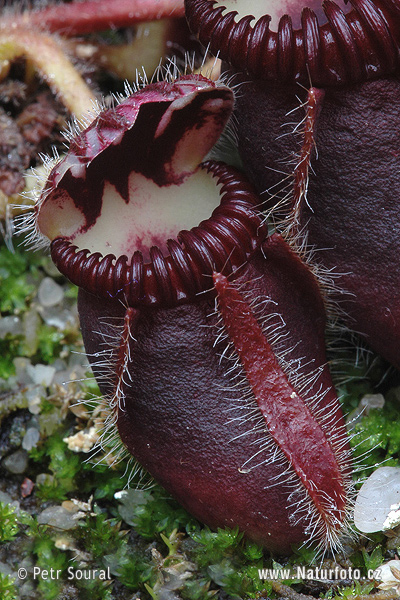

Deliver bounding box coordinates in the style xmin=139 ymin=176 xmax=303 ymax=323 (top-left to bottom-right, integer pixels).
xmin=12 ymin=0 xmax=185 ymax=36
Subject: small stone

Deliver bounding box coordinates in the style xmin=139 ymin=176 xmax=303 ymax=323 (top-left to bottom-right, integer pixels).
xmin=43 ymin=257 xmax=61 ymax=278
xmin=0 ymin=561 xmax=13 ymax=575
xmin=62 ymin=497 xmax=92 ymax=514
xmin=0 ymin=316 xmax=22 ymax=339
xmin=23 ymin=309 xmax=40 ymax=356
xmin=347 ymin=392 xmax=385 ymax=430
xmin=13 ymin=357 xmax=33 ymax=385
xmin=0 ymin=411 xmax=29 ymax=456
xmin=26 ymin=364 xmax=55 ymax=387
xmin=54 ymin=535 xmax=76 ymax=551
xmin=0 ymin=491 xmax=14 ymax=506
xmin=41 ymin=307 xmax=75 ymax=330
xmin=20 ymin=581 xmax=36 ymax=598
xmin=69 ymin=352 xmax=87 ymax=369
xmin=2 ymin=449 xmax=28 ymax=474
xmin=360 ymin=393 xmax=385 ymax=412
xmin=66 ymin=365 xmax=86 ymax=382
xmin=37 ymin=505 xmax=84 ymax=530
xmin=52 ymin=369 xmax=69 ymax=386
xmin=116 ymin=488 xmax=151 ymax=526
xmin=52 ymin=358 xmax=67 ymax=371
xmin=38 ymin=277 xmax=64 ymax=307
xmin=25 ymin=385 xmax=45 ymax=414
xmin=354 ymin=467 xmax=400 ymax=533
xmin=17 ymin=558 xmax=36 ymax=597
xmin=22 ymin=427 xmax=40 ymax=451
xmin=21 ymin=477 xmax=34 ymax=498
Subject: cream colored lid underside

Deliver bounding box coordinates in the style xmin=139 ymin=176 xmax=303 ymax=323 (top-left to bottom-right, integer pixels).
xmin=69 ymin=169 xmax=222 ymax=261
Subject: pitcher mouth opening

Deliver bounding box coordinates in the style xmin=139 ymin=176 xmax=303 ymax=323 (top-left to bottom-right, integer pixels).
xmin=49 ymin=161 xmax=267 ymax=307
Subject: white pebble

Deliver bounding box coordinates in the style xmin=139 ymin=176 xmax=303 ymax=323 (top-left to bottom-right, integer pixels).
xmin=38 ymin=277 xmax=64 ymax=307
xmin=41 ymin=307 xmax=75 ymax=330
xmin=25 ymin=385 xmax=45 ymax=414
xmin=347 ymin=393 xmax=386 ymax=431
xmin=354 ymin=466 xmax=400 ymax=533
xmin=360 ymin=393 xmax=385 ymax=412
xmin=0 ymin=561 xmax=13 ymax=576
xmin=22 ymin=427 xmax=40 ymax=451
xmin=23 ymin=309 xmax=40 ymax=356
xmin=13 ymin=357 xmax=33 ymax=385
xmin=0 ymin=491 xmax=16 ymax=507
xmin=54 ymin=535 xmax=75 ymax=551
xmin=37 ymin=506 xmax=82 ymax=530
xmin=116 ymin=488 xmax=150 ymax=526
xmin=26 ymin=364 xmax=56 ymax=387
xmin=0 ymin=316 xmax=22 ymax=339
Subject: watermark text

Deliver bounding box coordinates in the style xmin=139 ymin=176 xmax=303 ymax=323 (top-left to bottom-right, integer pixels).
xmin=258 ymin=565 xmax=381 ymax=582
xmin=18 ymin=566 xmax=111 ymax=581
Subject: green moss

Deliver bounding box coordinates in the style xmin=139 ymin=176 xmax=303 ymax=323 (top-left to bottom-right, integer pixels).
xmin=352 ymin=403 xmax=400 ymax=470
xmin=77 ymin=510 xmax=125 ymax=560
xmin=79 ymin=462 xmax=129 ymax=501
xmin=189 ymin=527 xmax=244 ymax=568
xmin=184 ymin=527 xmax=268 ymax=597
xmin=362 ymin=546 xmax=384 ymax=572
xmin=0 ymin=245 xmax=38 ymax=313
xmin=0 ymin=503 xmax=20 ymax=542
xmin=35 ymin=327 xmax=66 ymax=364
xmin=117 ymin=487 xmax=196 ymax=540
xmin=30 ymin=432 xmax=82 ymax=501
xmin=331 ymin=581 xmax=375 ymax=599
xmin=0 ymin=339 xmax=20 ymax=378
xmin=0 ymin=573 xmax=18 ymax=600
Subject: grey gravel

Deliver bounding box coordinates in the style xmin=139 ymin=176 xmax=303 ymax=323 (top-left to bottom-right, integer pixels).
xmin=37 ymin=505 xmax=82 ymax=530
xmin=2 ymin=449 xmax=29 ymax=474
xmin=38 ymin=277 xmax=64 ymax=307
xmin=22 ymin=427 xmax=40 ymax=451
xmin=0 ymin=316 xmax=22 ymax=339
